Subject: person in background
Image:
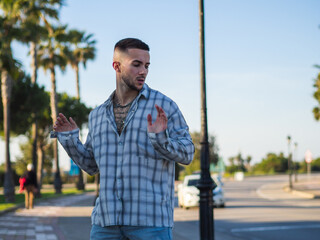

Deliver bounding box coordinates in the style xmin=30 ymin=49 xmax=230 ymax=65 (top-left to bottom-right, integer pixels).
xmin=24 ymin=163 xmax=38 ymax=209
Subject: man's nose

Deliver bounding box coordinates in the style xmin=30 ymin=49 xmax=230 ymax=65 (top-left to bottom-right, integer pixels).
xmin=139 ymin=67 xmax=148 ymax=75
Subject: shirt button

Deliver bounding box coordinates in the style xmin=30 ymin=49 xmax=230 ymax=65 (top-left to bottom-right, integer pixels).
xmin=119 ymin=142 xmax=122 ymax=145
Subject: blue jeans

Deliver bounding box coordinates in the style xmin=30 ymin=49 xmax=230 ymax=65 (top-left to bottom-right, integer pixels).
xmin=90 ymin=225 xmax=172 ymax=240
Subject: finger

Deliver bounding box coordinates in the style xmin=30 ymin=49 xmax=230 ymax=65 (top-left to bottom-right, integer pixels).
xmin=56 ymin=117 xmax=66 ymax=126
xmin=155 ymin=105 xmax=165 ymax=114
xmin=156 ymin=105 xmax=167 ymax=119
xmin=56 ymin=117 xmax=63 ymax=124
xmin=59 ymin=113 xmax=68 ymax=123
xmin=147 ymin=114 xmax=152 ymax=126
xmin=155 ymin=104 xmax=162 ymax=117
xmin=69 ymin=117 xmax=78 ymax=127
xmin=54 ymin=120 xmax=61 ymax=127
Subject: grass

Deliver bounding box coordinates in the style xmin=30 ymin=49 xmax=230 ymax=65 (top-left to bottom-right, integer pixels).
xmin=0 ymin=187 xmax=94 ymax=212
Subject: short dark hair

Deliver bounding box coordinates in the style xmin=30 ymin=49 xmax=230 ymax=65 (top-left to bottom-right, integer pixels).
xmin=114 ymin=38 xmax=149 ymax=52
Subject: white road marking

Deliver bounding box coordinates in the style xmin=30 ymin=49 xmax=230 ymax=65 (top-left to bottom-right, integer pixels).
xmin=231 ymin=224 xmax=320 ymax=232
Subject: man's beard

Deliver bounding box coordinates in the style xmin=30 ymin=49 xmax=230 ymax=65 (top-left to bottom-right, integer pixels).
xmin=122 ymin=75 xmax=141 ymax=91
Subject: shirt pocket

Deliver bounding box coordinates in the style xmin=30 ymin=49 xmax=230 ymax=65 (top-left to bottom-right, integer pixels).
xmin=136 ymin=128 xmax=160 ymax=159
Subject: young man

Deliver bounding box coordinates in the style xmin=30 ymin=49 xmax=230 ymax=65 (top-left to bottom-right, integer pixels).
xmin=52 ymin=38 xmax=194 ymax=240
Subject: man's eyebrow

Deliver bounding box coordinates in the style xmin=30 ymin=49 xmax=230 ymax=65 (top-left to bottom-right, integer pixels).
xmin=132 ymin=60 xmax=150 ymax=64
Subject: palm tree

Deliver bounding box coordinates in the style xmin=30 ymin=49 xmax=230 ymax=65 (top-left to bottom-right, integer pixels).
xmin=19 ymin=0 xmax=64 ymax=188
xmin=64 ymin=29 xmax=96 ymax=190
xmin=0 ymin=1 xmax=23 ymax=202
xmin=0 ymin=0 xmax=21 ymax=202
xmin=64 ymin=30 xmax=96 ymax=100
xmin=37 ymin=24 xmax=68 ymax=193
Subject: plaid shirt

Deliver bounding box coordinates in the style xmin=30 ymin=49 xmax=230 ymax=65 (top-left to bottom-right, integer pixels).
xmin=56 ymin=84 xmax=194 ymax=227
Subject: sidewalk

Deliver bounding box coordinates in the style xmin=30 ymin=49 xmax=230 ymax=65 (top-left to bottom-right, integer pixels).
xmin=287 ymin=178 xmax=320 ymax=199
xmin=256 ymin=176 xmax=320 ymax=201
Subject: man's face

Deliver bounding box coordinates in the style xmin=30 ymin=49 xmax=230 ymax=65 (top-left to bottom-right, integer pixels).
xmin=116 ymin=48 xmax=150 ymax=92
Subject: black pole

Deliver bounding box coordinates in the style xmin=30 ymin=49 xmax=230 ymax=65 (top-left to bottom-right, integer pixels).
xmin=197 ymin=0 xmax=216 ymax=239
xmin=294 ymin=142 xmax=298 ymax=182
xmin=287 ymin=136 xmax=292 ymax=190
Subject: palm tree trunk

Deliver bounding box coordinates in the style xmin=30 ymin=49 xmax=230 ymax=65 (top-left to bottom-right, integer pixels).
xmin=77 ymin=170 xmax=85 ymax=190
xmin=74 ymin=64 xmax=85 ymax=190
xmin=30 ymin=41 xmax=39 ymax=179
xmin=50 ymin=67 xmax=62 ymax=193
xmin=36 ymin=140 xmax=44 ymax=197
xmin=31 ymin=121 xmax=38 ymax=176
xmin=75 ymin=65 xmax=80 ymax=100
xmin=30 ymin=42 xmax=38 ymax=84
xmin=1 ymin=70 xmax=15 ymax=202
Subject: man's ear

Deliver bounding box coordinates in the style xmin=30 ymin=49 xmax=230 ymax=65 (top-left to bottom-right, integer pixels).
xmin=112 ymin=61 xmax=121 ymax=72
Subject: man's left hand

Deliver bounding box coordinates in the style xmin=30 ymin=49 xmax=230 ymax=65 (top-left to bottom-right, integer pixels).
xmin=147 ymin=104 xmax=168 ymax=133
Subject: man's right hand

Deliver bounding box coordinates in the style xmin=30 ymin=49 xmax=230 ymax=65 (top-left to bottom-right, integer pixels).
xmin=53 ymin=113 xmax=78 ymax=132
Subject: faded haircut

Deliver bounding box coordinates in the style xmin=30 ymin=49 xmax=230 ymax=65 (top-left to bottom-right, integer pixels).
xmin=114 ymin=38 xmax=149 ymax=52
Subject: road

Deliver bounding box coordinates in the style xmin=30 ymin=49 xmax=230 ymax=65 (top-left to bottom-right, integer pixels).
xmin=0 ymin=174 xmax=319 ymax=240
xmin=174 ymin=174 xmax=320 ymax=240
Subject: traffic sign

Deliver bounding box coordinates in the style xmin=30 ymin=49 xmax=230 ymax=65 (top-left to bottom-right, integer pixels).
xmin=305 ymin=150 xmax=312 ymax=163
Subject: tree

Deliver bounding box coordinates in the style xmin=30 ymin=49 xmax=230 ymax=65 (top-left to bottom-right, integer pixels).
xmin=0 ymin=72 xmax=49 ymax=194
xmin=253 ymin=152 xmax=288 ymax=174
xmin=64 ymin=29 xmax=96 ymax=100
xmin=37 ymin=23 xmax=69 ymax=193
xmin=0 ymin=0 xmax=24 ymax=202
xmin=18 ymin=0 xmax=64 ymax=177
xmin=180 ymin=131 xmax=219 ymax=178
xmin=312 ymin=71 xmax=320 ymax=120
xmin=63 ymin=29 xmax=96 ymax=189
xmin=57 ymin=92 xmax=91 ymax=129
xmin=1 ymin=73 xmax=49 ymax=133
xmin=226 ymin=152 xmax=253 ymax=173
xmin=226 ymin=153 xmax=245 ymax=173
xmin=15 ymin=138 xmax=53 ymax=177
xmin=245 ymin=155 xmax=252 ymax=171
xmin=14 ymin=91 xmax=91 ymax=193
xmin=12 ymin=83 xmax=51 ymax=194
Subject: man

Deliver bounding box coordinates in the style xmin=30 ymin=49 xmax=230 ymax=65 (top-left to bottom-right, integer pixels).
xmin=52 ymin=38 xmax=194 ymax=240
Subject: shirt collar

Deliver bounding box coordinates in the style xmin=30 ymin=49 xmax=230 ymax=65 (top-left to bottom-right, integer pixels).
xmin=105 ymin=83 xmax=150 ymax=108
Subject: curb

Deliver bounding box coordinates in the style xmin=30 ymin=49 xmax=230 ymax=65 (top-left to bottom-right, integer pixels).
xmin=0 ymin=203 xmax=24 ymax=216
xmin=283 ymin=186 xmax=316 ymax=199
xmin=256 ymin=181 xmax=320 ymax=200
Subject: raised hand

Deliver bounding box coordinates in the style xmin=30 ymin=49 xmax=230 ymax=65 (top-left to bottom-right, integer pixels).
xmin=53 ymin=113 xmax=78 ymax=132
xmin=147 ymin=104 xmax=168 ymax=133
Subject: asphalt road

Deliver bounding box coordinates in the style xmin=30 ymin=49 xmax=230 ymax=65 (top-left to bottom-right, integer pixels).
xmin=177 ymin=174 xmax=320 ymax=240
xmin=1 ymin=174 xmax=319 ymax=240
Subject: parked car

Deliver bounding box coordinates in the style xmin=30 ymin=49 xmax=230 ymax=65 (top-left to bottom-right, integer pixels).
xmin=177 ymin=173 xmax=225 ymax=209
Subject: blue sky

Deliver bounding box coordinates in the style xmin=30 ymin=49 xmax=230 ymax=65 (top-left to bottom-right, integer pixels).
xmin=1 ymin=0 xmax=320 ymax=169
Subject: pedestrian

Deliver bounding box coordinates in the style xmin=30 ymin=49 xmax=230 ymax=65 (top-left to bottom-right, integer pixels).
xmin=52 ymin=38 xmax=195 ymax=240
xmin=23 ymin=163 xmax=38 ymax=209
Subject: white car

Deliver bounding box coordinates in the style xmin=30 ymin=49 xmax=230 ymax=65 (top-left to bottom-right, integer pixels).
xmin=177 ymin=174 xmax=225 ymax=209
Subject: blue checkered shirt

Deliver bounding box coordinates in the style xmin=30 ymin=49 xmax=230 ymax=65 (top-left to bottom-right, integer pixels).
xmin=56 ymin=84 xmax=194 ymax=227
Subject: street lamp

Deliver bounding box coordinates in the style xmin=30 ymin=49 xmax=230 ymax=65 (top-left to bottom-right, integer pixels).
xmin=197 ymin=0 xmax=216 ymax=239
xmin=287 ymin=135 xmax=293 ymax=189
xmin=294 ymin=142 xmax=298 ymax=182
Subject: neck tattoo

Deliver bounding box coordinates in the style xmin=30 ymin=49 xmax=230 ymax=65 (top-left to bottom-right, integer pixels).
xmin=113 ymin=95 xmax=134 ymax=135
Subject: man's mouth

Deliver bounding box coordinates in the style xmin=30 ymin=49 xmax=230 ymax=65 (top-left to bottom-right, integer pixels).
xmin=137 ymin=77 xmax=145 ymax=83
